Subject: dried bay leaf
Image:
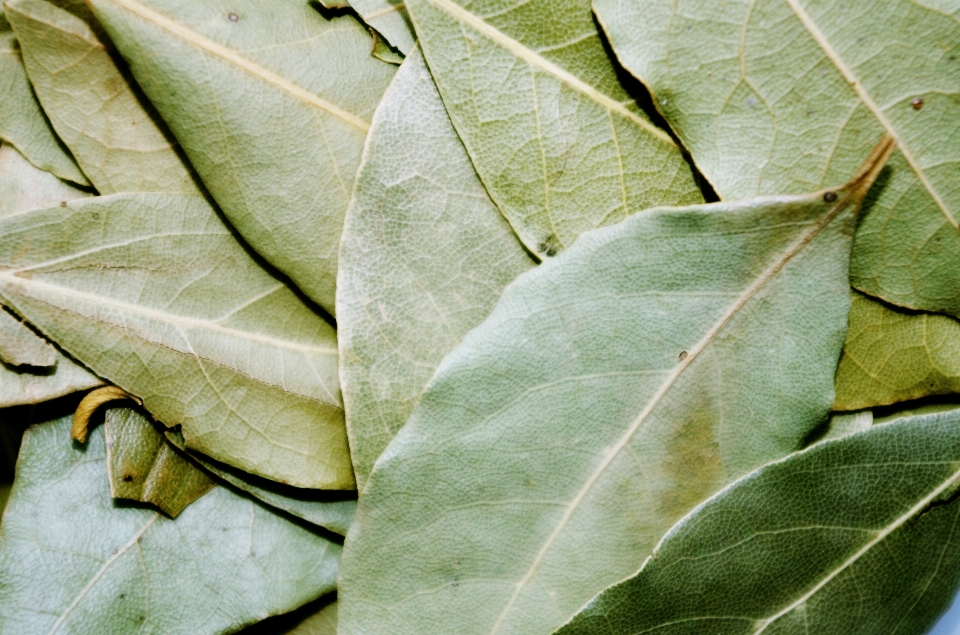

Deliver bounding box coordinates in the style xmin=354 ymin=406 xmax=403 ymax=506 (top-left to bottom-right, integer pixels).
xmin=351 ymin=0 xmax=415 ymax=55
xmin=404 ymin=0 xmax=703 ymax=260
xmin=105 ymin=407 xmax=213 ymax=517
xmin=557 ymin=409 xmax=960 ymax=635
xmin=0 ymin=413 xmax=342 ymax=634
xmin=241 ymin=597 xmax=339 ymax=635
xmin=86 ymin=0 xmax=397 ymax=316
xmin=0 ymin=193 xmax=353 ymax=489
xmin=5 ymin=0 xmax=199 ymax=194
xmin=338 ymin=141 xmax=893 ymax=635
xmin=835 ymin=290 xmax=960 ymax=411
xmin=593 ymin=0 xmax=960 ymax=317
xmin=0 ymin=307 xmax=55 ymax=367
xmin=0 ymin=142 xmax=101 ymax=407
xmin=166 ymin=428 xmax=356 ymax=536
xmin=337 ymin=46 xmax=536 ymax=488
xmin=0 ymin=8 xmax=87 ymax=185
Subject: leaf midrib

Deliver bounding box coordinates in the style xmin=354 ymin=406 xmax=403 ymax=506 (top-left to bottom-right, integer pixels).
xmin=418 ymin=0 xmax=675 ymax=146
xmin=783 ymin=0 xmax=956 ymax=228
xmin=101 ymin=0 xmax=371 ymax=132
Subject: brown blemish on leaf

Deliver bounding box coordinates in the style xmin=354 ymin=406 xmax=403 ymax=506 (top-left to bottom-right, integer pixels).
xmin=912 ymin=97 xmax=924 ymax=110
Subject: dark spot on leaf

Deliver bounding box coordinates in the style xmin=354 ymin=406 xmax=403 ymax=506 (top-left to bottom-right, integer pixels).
xmin=679 ymin=351 xmax=688 ymax=360
xmin=538 ymin=234 xmax=561 ymax=258
xmin=912 ymin=97 xmax=924 ymax=110
xmin=823 ymin=191 xmax=838 ymax=203
xmin=59 ymin=201 xmax=67 ymax=207
xmin=122 ymin=474 xmax=133 ymax=482
xmin=119 ymin=594 xmax=125 ymax=600
xmin=228 ymin=12 xmax=239 ymax=21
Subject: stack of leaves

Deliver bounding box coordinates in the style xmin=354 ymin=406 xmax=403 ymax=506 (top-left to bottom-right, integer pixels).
xmin=0 ymin=0 xmax=958 ymax=633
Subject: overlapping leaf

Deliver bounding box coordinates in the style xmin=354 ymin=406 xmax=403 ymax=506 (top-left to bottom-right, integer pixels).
xmin=339 ymin=142 xmax=890 ymax=635
xmin=0 ymin=413 xmax=342 ymax=634
xmin=404 ymin=0 xmax=703 ymax=260
xmin=835 ymin=291 xmax=960 ymax=410
xmin=593 ymin=0 xmax=960 ymax=317
xmin=0 ymin=308 xmax=54 ymax=367
xmin=0 ymin=8 xmax=87 ymax=184
xmin=0 ymin=142 xmax=101 ymax=407
xmin=6 ymin=0 xmax=198 ymax=194
xmin=105 ymin=407 xmax=214 ymax=517
xmin=337 ymin=46 xmax=535 ymax=488
xmin=86 ymin=0 xmax=397 ymax=315
xmin=0 ymin=193 xmax=352 ymax=488
xmin=350 ymin=0 xmax=415 ymax=55
xmin=558 ymin=408 xmax=960 ymax=635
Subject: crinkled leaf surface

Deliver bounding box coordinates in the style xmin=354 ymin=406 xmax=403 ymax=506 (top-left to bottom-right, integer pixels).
xmin=87 ymin=0 xmax=397 ymax=316
xmin=0 ymin=307 xmax=54 ymax=367
xmin=106 ymin=407 xmax=213 ymax=517
xmin=835 ymin=290 xmax=960 ymax=411
xmin=0 ymin=142 xmax=100 ymax=407
xmin=337 ymin=46 xmax=535 ymax=488
xmin=351 ymin=0 xmax=414 ymax=55
xmin=0 ymin=193 xmax=353 ymax=489
xmin=0 ymin=413 xmax=342 ymax=634
xmin=557 ymin=409 xmax=960 ymax=635
xmin=404 ymin=0 xmax=703 ymax=260
xmin=0 ymin=8 xmax=86 ymax=184
xmin=593 ymin=0 xmax=960 ymax=316
xmin=166 ymin=428 xmax=356 ymax=536
xmin=339 ymin=146 xmax=889 ymax=635
xmin=6 ymin=0 xmax=199 ymax=194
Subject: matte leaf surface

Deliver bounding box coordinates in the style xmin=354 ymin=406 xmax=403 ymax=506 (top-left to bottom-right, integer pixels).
xmin=557 ymin=409 xmax=960 ymax=635
xmin=105 ymin=407 xmax=214 ymax=517
xmin=337 ymin=46 xmax=535 ymax=488
xmin=6 ymin=0 xmax=199 ymax=194
xmin=0 ymin=9 xmax=87 ymax=184
xmin=166 ymin=428 xmax=356 ymax=536
xmin=593 ymin=0 xmax=960 ymax=315
xmin=0 ymin=308 xmax=55 ymax=367
xmin=404 ymin=0 xmax=703 ymax=260
xmin=339 ymin=145 xmax=890 ymax=635
xmin=0 ymin=413 xmax=342 ymax=634
xmin=835 ymin=290 xmax=960 ymax=410
xmin=351 ymin=0 xmax=415 ymax=55
xmin=0 ymin=193 xmax=353 ymax=489
xmin=0 ymin=142 xmax=101 ymax=407
xmin=87 ymin=0 xmax=397 ymax=316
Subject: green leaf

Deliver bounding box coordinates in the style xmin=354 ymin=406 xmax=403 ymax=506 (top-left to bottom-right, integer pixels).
xmin=593 ymin=0 xmax=960 ymax=317
xmin=338 ymin=143 xmax=891 ymax=635
xmin=834 ymin=290 xmax=960 ymax=410
xmin=0 ymin=412 xmax=342 ymax=634
xmin=819 ymin=409 xmax=872 ymax=443
xmin=351 ymin=0 xmax=415 ymax=55
xmin=166 ymin=428 xmax=356 ymax=536
xmin=241 ymin=597 xmax=339 ymax=635
xmin=6 ymin=0 xmax=199 ymax=195
xmin=105 ymin=407 xmax=214 ymax=517
xmin=86 ymin=0 xmax=397 ymax=316
xmin=404 ymin=0 xmax=703 ymax=260
xmin=0 ymin=307 xmax=55 ymax=367
xmin=0 ymin=142 xmax=101 ymax=407
xmin=337 ymin=46 xmax=536 ymax=488
xmin=0 ymin=193 xmax=353 ymax=489
xmin=0 ymin=8 xmax=87 ymax=185
xmin=556 ymin=409 xmax=960 ymax=635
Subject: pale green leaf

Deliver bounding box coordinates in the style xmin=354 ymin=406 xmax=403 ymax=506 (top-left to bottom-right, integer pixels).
xmin=819 ymin=409 xmax=872 ymax=442
xmin=835 ymin=290 xmax=960 ymax=410
xmin=166 ymin=428 xmax=356 ymax=536
xmin=404 ymin=0 xmax=703 ymax=260
xmin=593 ymin=0 xmax=960 ymax=316
xmin=86 ymin=0 xmax=398 ymax=316
xmin=556 ymin=409 xmax=960 ymax=635
xmin=0 ymin=141 xmax=88 ymax=215
xmin=6 ymin=0 xmax=199 ymax=194
xmin=0 ymin=142 xmax=101 ymax=407
xmin=0 ymin=193 xmax=353 ymax=489
xmin=0 ymin=307 xmax=55 ymax=367
xmin=241 ymin=597 xmax=339 ymax=635
xmin=338 ymin=145 xmax=890 ymax=635
xmin=0 ymin=413 xmax=342 ymax=634
xmin=337 ymin=46 xmax=535 ymax=488
xmin=0 ymin=8 xmax=87 ymax=185
xmin=351 ymin=0 xmax=415 ymax=55
xmin=105 ymin=407 xmax=214 ymax=517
